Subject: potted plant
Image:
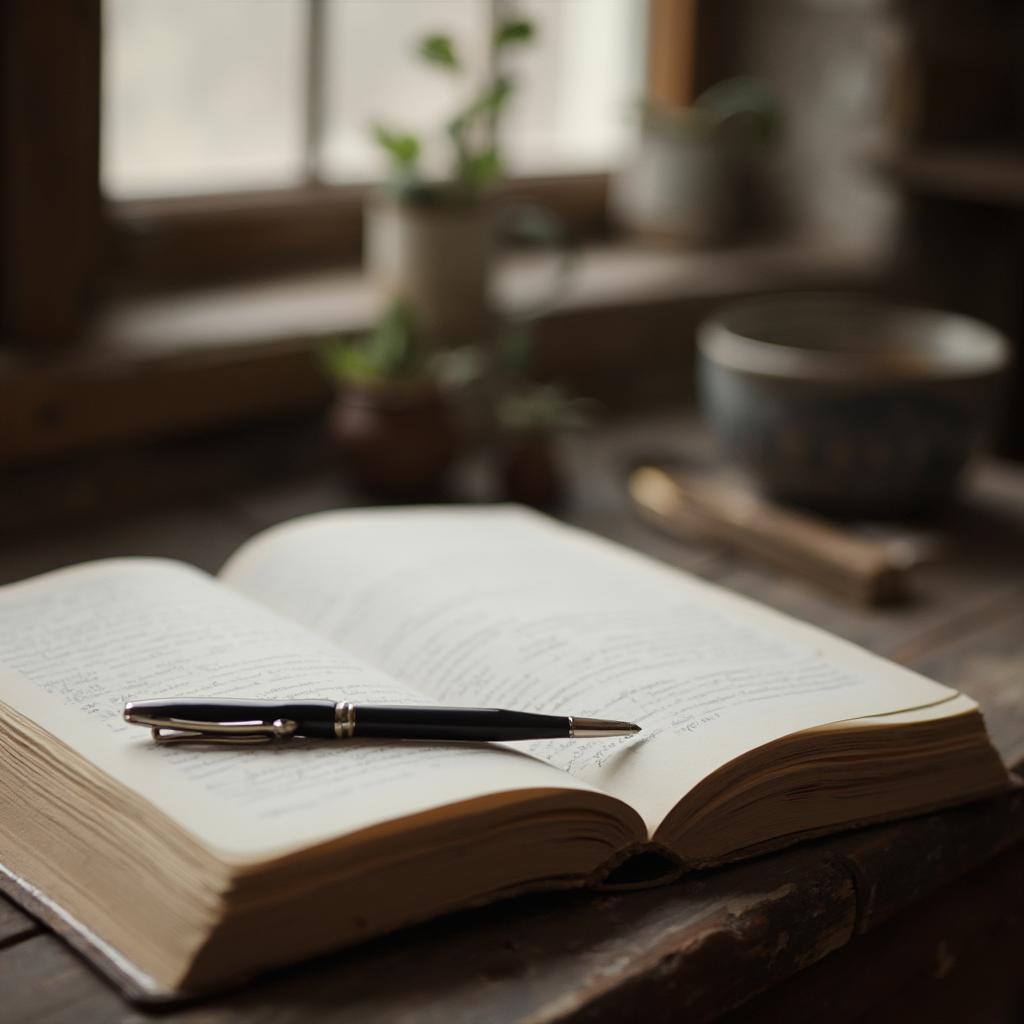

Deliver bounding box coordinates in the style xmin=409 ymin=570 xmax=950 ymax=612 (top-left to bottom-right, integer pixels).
xmin=365 ymin=18 xmax=538 ymax=348
xmin=611 ymin=77 xmax=782 ymax=245
xmin=320 ymin=299 xmax=457 ymax=498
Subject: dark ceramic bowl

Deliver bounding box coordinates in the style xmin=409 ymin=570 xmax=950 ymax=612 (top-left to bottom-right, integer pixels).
xmin=698 ymin=294 xmax=1010 ymax=518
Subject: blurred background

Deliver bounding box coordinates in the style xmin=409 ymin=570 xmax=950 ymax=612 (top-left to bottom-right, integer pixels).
xmin=5 ymin=10 xmax=1024 ymax=1015
xmin=1 ymin=0 xmax=1023 ymax=529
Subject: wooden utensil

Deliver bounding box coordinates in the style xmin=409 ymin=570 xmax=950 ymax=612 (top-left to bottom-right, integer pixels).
xmin=629 ymin=465 xmax=914 ymax=605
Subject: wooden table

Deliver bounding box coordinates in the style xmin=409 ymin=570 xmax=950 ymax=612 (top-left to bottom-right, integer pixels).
xmin=2 ymin=414 xmax=1023 ymax=1023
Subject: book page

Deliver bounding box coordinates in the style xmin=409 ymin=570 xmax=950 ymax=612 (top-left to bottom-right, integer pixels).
xmin=0 ymin=558 xmax=603 ymax=860
xmin=222 ymin=507 xmax=961 ymax=831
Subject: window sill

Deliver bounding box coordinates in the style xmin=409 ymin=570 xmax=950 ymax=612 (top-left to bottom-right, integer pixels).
xmin=0 ymin=239 xmax=885 ymax=465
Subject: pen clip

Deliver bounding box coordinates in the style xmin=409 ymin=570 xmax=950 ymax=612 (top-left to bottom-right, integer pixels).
xmin=126 ymin=713 xmax=298 ymax=745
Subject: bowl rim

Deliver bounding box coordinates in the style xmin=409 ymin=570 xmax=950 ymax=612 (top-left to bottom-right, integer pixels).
xmin=698 ymin=292 xmax=1011 ymax=382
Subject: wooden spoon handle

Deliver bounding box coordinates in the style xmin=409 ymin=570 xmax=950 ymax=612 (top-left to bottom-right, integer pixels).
xmin=629 ymin=465 xmax=910 ymax=605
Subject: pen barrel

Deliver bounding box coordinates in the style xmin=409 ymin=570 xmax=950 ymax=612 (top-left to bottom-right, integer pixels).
xmin=351 ymin=705 xmax=570 ymax=741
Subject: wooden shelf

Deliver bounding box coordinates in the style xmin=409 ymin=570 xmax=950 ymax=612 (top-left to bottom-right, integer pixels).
xmin=0 ymin=240 xmax=883 ymax=465
xmin=877 ymin=148 xmax=1024 ymax=208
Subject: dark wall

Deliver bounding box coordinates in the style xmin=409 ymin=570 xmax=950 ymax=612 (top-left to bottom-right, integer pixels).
xmin=695 ymin=0 xmax=901 ymax=250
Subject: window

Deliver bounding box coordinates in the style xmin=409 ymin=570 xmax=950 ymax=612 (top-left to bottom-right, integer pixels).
xmin=103 ymin=0 xmax=309 ymax=198
xmin=103 ymin=0 xmax=644 ymax=201
xmin=0 ymin=0 xmax=699 ymax=460
xmin=3 ymin=0 xmax=685 ymax=343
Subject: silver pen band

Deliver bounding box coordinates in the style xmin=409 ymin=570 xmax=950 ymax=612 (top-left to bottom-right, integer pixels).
xmin=333 ymin=701 xmax=356 ymax=739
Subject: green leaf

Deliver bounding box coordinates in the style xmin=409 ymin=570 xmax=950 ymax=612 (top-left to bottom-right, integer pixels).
xmin=449 ymin=77 xmax=513 ymax=133
xmin=419 ymin=34 xmax=459 ymax=70
xmin=366 ymin=299 xmax=417 ymax=372
xmin=477 ymin=76 xmax=513 ymax=116
xmin=497 ymin=383 xmax=599 ymax=433
xmin=371 ymin=124 xmax=421 ymax=168
xmin=319 ymin=300 xmax=428 ymax=382
xmin=448 ymin=77 xmax=514 ymax=189
xmin=494 ymin=19 xmax=535 ymax=48
xmin=694 ymin=76 xmax=782 ymax=155
xmin=463 ymin=148 xmax=502 ymax=187
xmin=449 ymin=78 xmax=511 ymax=134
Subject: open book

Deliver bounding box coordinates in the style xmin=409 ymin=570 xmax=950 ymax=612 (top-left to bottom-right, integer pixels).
xmin=0 ymin=507 xmax=1009 ymax=1000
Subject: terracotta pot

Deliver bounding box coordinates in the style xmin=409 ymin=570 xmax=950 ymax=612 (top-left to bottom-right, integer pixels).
xmin=327 ymin=380 xmax=458 ymax=498
xmin=499 ymin=432 xmax=564 ymax=509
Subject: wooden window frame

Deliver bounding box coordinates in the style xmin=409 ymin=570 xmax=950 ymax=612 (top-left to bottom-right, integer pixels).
xmin=646 ymin=0 xmax=701 ymax=108
xmin=1 ymin=0 xmax=101 ymax=347
xmin=2 ymin=0 xmax=700 ymax=334
xmin=107 ymin=173 xmax=612 ymax=292
xmin=0 ymin=0 xmax=715 ymax=468
xmin=103 ymin=0 xmax=618 ymax=292
xmin=0 ymin=0 xmax=626 ymax=334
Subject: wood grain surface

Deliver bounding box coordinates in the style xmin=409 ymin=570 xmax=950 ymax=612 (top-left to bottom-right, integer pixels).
xmin=1 ymin=414 xmax=1022 ymax=1022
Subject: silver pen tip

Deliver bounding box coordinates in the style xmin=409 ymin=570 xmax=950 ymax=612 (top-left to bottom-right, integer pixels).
xmin=570 ymin=717 xmax=642 ymax=738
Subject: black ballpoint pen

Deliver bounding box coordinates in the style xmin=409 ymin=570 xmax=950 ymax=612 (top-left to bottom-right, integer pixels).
xmin=123 ymin=699 xmax=641 ymax=745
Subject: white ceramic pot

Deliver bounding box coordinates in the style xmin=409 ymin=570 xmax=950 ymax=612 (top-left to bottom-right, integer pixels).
xmin=365 ymin=194 xmax=496 ymax=347
xmin=366 ymin=192 xmax=574 ymax=348
xmin=611 ymin=125 xmax=740 ymax=245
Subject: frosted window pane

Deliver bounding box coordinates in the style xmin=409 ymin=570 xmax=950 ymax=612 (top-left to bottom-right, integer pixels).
xmin=319 ymin=1 xmax=493 ymax=184
xmin=499 ymin=0 xmax=644 ymax=175
xmin=102 ymin=0 xmax=306 ymax=199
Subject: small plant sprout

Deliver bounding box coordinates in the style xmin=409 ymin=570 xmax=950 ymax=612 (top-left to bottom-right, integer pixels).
xmin=319 ymin=300 xmax=428 ymax=383
xmin=372 ymin=17 xmax=536 ymax=198
xmin=498 ymin=384 xmax=599 ymax=435
xmin=642 ymin=76 xmax=782 ymax=158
